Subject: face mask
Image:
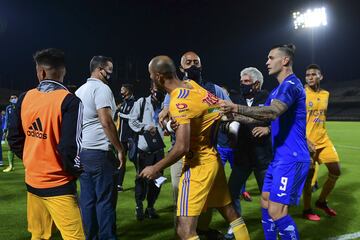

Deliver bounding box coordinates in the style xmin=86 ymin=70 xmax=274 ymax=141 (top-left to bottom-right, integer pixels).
xmin=240 ymin=83 xmax=255 ymax=97
xmin=10 ymin=98 xmax=17 ymax=104
xmin=184 ymin=65 xmax=202 ymax=82
xmin=101 ymin=69 xmax=111 ymax=81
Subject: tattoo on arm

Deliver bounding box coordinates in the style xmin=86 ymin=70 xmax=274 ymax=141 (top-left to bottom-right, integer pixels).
xmin=232 ymin=114 xmax=268 ymax=125
xmin=236 ymin=99 xmax=288 ymax=121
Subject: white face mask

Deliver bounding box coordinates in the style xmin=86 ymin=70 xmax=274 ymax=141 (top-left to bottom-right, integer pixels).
xmin=10 ymin=99 xmax=17 ymax=104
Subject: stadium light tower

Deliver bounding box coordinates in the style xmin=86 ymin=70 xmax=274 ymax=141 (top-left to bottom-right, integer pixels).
xmin=293 ymin=7 xmax=327 ymax=29
xmin=292 ymin=7 xmax=328 ymax=62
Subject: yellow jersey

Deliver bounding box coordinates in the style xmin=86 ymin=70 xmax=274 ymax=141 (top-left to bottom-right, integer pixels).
xmin=169 ymin=80 xmax=221 ymax=164
xmin=305 ymin=85 xmax=331 ymax=148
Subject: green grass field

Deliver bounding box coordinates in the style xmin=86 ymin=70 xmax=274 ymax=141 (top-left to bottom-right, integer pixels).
xmin=0 ymin=122 xmax=359 ymax=240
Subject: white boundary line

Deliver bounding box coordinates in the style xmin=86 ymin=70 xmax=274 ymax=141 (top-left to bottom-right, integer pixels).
xmin=336 ymin=145 xmax=360 ymax=151
xmin=327 ymin=231 xmax=360 ymax=240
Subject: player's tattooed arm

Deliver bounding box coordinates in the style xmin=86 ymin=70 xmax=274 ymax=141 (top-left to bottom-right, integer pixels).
xmin=232 ymin=114 xmax=268 ymax=125
xmin=220 ymin=99 xmax=288 ymax=121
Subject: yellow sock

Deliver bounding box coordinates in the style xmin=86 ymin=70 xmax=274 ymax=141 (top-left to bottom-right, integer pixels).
xmin=311 ymin=162 xmax=319 ymax=187
xmin=187 ymin=236 xmax=200 ymax=240
xmin=230 ymin=217 xmax=250 ymax=240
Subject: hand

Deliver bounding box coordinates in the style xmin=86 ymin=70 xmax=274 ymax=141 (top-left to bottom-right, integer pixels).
xmin=219 ymin=100 xmax=237 ymax=114
xmin=139 ymin=166 xmax=160 ymax=180
xmin=147 ymin=125 xmax=157 ymax=135
xmin=159 ymin=107 xmax=170 ymax=128
xmin=169 ymin=117 xmax=179 ymax=131
xmin=117 ymin=151 xmax=126 ymax=169
xmin=307 ymin=140 xmax=316 ymax=154
xmin=252 ymin=126 xmax=270 ymax=138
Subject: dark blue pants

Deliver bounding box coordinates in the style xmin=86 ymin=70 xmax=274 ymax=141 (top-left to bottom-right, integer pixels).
xmin=79 ymin=149 xmax=119 ymax=240
xmin=135 ymin=149 xmax=164 ymax=208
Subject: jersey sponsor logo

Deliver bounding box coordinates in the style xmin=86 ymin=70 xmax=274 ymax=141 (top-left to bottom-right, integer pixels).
xmin=177 ymin=89 xmax=190 ymax=99
xmin=202 ymin=92 xmax=219 ymax=105
xmin=27 ymin=117 xmax=47 ymax=139
xmin=176 ymin=103 xmax=189 ymax=113
xmin=308 ymin=109 xmax=326 ymax=117
xmin=176 ymin=103 xmax=188 ymax=109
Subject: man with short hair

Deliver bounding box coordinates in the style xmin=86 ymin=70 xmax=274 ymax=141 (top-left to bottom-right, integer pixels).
xmin=225 ymin=67 xmax=272 ymax=239
xmin=3 ymin=95 xmax=18 ymax=172
xmin=76 ymin=56 xmax=125 ymax=240
xmin=221 ymin=44 xmax=310 ymax=240
xmin=8 ymin=48 xmax=85 ymax=239
xmin=115 ymin=83 xmax=136 ymax=192
xmin=302 ymin=64 xmax=340 ymax=221
xmin=128 ymin=83 xmax=165 ymax=221
xmin=160 ymin=51 xmax=232 ymax=239
xmin=141 ymin=55 xmax=250 ymax=240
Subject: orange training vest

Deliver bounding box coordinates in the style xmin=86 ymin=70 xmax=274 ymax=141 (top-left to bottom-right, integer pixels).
xmin=21 ymin=88 xmax=74 ymax=189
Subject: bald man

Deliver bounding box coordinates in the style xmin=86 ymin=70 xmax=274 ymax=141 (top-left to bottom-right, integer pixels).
xmin=160 ymin=51 xmax=232 ymax=239
xmin=140 ymin=56 xmax=250 ymax=240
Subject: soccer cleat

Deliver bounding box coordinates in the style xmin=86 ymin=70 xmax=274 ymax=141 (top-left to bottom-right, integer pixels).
xmin=315 ymin=200 xmax=337 ymax=216
xmin=3 ymin=166 xmax=14 ymax=172
xmin=224 ymin=227 xmax=234 ymax=240
xmin=241 ymin=191 xmax=252 ymax=202
xmin=135 ymin=207 xmax=144 ymax=221
xmin=224 ymin=233 xmax=234 ymax=240
xmin=303 ymin=209 xmax=321 ymax=221
xmin=197 ymin=228 xmax=224 ymax=240
xmin=145 ymin=207 xmax=160 ymax=219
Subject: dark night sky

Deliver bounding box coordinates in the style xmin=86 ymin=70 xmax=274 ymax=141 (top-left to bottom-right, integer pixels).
xmin=1 ymin=0 xmax=359 ymax=99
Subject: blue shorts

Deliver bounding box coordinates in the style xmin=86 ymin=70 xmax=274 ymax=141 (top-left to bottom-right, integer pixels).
xmin=262 ymin=161 xmax=310 ymax=205
xmin=217 ymin=146 xmax=234 ymax=169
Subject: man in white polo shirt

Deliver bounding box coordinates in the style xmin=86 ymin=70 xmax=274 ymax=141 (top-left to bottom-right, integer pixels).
xmin=76 ymin=56 xmax=125 ymax=240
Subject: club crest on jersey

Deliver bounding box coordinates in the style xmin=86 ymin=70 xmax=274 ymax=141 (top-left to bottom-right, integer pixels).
xmin=202 ymin=92 xmax=219 ymax=105
xmin=309 ymin=101 xmax=313 ymax=107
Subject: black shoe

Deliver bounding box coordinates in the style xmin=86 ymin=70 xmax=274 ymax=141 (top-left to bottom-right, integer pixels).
xmin=145 ymin=207 xmax=160 ymax=219
xmin=135 ymin=207 xmax=144 ymax=221
xmin=117 ymin=185 xmax=124 ymax=192
xmin=197 ymin=228 xmax=225 ymax=240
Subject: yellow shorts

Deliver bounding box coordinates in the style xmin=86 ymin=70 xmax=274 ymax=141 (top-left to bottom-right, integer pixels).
xmin=312 ymin=143 xmax=339 ymax=165
xmin=177 ymin=157 xmax=232 ymax=217
xmin=27 ymin=192 xmax=85 ymax=240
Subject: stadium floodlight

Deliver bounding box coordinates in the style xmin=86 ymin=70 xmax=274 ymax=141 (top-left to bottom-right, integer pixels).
xmin=293 ymin=7 xmax=327 ymax=29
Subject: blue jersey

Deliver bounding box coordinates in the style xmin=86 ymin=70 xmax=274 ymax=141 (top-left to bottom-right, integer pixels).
xmin=4 ymin=104 xmax=16 ymax=129
xmin=265 ymin=74 xmax=310 ymax=163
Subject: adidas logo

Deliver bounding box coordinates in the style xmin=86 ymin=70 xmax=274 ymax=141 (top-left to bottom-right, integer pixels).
xmin=27 ymin=117 xmax=47 ymax=139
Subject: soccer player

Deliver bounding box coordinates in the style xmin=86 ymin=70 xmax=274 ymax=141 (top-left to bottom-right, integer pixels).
xmin=160 ymin=51 xmax=233 ymax=239
xmin=3 ymin=95 xmax=18 ymax=172
xmin=140 ymin=56 xmax=250 ymax=240
xmin=7 ymin=48 xmax=84 ymax=239
xmin=302 ymin=64 xmax=340 ymax=221
xmin=220 ymin=44 xmax=310 ymax=240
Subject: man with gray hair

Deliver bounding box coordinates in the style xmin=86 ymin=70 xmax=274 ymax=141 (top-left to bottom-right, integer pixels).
xmin=225 ymin=67 xmax=273 ymax=239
